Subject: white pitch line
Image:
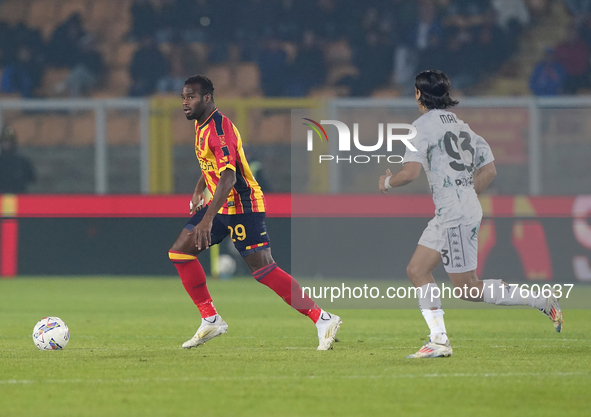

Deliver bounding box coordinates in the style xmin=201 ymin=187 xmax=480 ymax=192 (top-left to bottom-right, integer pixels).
xmin=0 ymin=372 xmax=589 ymax=385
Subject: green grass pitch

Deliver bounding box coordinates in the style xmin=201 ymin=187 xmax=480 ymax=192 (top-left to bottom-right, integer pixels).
xmin=1 ymin=277 xmax=590 ymax=417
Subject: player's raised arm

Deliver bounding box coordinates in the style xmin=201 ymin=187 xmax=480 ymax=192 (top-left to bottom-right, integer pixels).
xmin=474 ymin=161 xmax=497 ymax=195
xmin=379 ymin=162 xmax=422 ymax=193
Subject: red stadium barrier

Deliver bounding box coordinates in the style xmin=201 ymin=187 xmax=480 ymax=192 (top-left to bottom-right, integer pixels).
xmin=0 ymin=193 xmax=581 ymax=218
xmin=1 ymin=194 xmax=590 ymax=280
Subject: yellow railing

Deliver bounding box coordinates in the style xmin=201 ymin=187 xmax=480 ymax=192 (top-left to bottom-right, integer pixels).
xmin=149 ymin=99 xmax=175 ymax=194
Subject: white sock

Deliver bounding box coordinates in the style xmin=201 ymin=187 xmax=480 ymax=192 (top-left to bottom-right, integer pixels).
xmin=417 ymin=283 xmax=448 ymax=344
xmin=202 ymin=314 xmax=220 ymax=324
xmin=417 ymin=283 xmax=441 ymax=310
xmin=421 ymin=308 xmax=448 ymax=344
xmin=482 ymin=279 xmax=546 ymax=309
xmin=315 ymin=310 xmax=332 ymax=327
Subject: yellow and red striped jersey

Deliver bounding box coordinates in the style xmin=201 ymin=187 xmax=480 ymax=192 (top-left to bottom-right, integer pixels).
xmin=194 ymin=109 xmax=266 ymax=214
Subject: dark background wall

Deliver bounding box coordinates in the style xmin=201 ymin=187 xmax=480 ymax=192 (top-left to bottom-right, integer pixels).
xmin=16 ymin=217 xmax=292 ymax=276
xmin=292 ymin=217 xmax=585 ymax=283
xmin=11 ymin=216 xmax=590 ymax=284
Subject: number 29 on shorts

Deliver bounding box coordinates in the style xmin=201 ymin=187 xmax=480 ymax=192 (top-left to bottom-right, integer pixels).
xmin=228 ymin=224 xmax=246 ymax=242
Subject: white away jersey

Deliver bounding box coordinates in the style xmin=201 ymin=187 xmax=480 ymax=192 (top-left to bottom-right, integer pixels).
xmin=403 ymin=109 xmax=495 ymax=227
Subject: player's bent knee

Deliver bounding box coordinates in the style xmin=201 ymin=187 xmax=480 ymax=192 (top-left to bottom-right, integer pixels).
xmin=406 ymin=263 xmax=423 ymax=280
xmin=169 ymin=228 xmax=197 ymax=254
xmin=169 ymin=243 xmax=191 ymax=254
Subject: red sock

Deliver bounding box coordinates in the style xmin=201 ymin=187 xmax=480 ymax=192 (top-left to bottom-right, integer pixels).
xmin=169 ymin=250 xmax=217 ymax=318
xmin=253 ymin=263 xmax=321 ymax=323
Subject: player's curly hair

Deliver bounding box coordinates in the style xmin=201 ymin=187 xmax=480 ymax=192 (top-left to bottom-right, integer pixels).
xmin=184 ymin=74 xmax=215 ymax=97
xmin=415 ymin=70 xmax=459 ymax=110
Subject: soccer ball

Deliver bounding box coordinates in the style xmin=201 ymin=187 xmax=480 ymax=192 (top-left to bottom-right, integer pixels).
xmin=32 ymin=317 xmax=70 ymax=350
xmin=218 ymin=254 xmax=237 ymax=279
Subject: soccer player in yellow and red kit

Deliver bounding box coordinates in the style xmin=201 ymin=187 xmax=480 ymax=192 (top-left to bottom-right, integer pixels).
xmin=169 ymin=75 xmax=341 ymax=350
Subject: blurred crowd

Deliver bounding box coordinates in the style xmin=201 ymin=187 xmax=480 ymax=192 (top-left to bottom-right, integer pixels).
xmin=0 ymin=13 xmax=104 ymax=97
xmin=2 ymin=0 xmax=590 ymax=98
xmin=530 ymin=4 xmax=591 ymax=96
xmin=128 ymin=0 xmax=532 ymax=96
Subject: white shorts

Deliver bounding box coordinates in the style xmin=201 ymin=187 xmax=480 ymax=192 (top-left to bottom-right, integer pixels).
xmin=418 ymin=218 xmax=480 ymax=273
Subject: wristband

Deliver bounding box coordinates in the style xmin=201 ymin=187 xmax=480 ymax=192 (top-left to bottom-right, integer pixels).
xmin=384 ymin=175 xmax=392 ymax=190
xmin=190 ymin=198 xmax=204 ymax=212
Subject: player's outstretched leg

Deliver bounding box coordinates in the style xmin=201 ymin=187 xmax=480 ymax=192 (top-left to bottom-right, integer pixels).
xmin=169 ymin=250 xmax=228 ymax=348
xmin=252 ymin=262 xmax=342 ymax=350
xmin=407 ymin=283 xmax=453 ymax=358
xmin=482 ymin=279 xmax=564 ymax=332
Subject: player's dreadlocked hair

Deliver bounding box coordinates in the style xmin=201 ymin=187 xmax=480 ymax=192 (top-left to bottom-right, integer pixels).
xmin=415 ymin=70 xmax=459 ymax=110
xmin=184 ymin=74 xmax=215 ymax=97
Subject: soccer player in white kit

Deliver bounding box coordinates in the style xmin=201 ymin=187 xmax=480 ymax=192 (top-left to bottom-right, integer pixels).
xmin=379 ymin=70 xmax=564 ymax=358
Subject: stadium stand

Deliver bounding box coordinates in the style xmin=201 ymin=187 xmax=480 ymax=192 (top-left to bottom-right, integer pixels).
xmin=0 ymin=0 xmax=585 ymax=189
xmin=0 ymin=0 xmax=565 ymax=101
